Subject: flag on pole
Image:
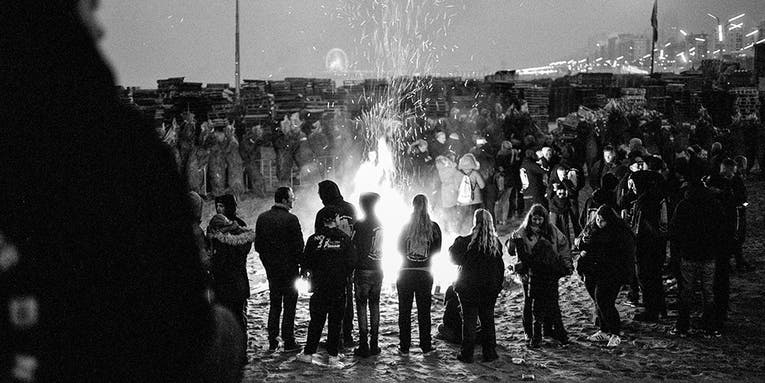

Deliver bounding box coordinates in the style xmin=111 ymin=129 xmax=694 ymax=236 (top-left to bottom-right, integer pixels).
xmin=651 ymin=0 xmax=658 ymax=43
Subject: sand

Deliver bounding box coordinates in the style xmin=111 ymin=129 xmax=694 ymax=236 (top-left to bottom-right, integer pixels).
xmin=203 ymin=178 xmax=765 ymax=382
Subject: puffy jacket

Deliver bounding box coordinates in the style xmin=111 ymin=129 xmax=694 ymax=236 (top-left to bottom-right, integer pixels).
xmin=670 ymin=185 xmax=724 ymax=262
xmin=449 ymin=236 xmax=505 ymax=302
xmin=575 ymin=223 xmax=635 ymax=284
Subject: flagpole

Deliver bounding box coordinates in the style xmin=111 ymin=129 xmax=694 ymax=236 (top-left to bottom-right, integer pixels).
xmin=650 ymin=0 xmax=658 ymax=76
xmin=235 ymin=0 xmax=241 ymax=104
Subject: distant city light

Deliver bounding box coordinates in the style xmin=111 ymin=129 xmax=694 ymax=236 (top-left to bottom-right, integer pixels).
xmin=727 ymin=13 xmax=745 ymax=23
xmin=695 ymin=37 xmax=706 ymax=42
xmin=616 ymin=56 xmax=624 ymax=60
xmin=664 ymin=42 xmax=672 ymax=47
xmin=680 ymin=29 xmax=688 ymax=36
xmin=729 ymin=23 xmax=743 ymax=31
xmin=757 ymin=38 xmax=765 ymax=45
xmin=718 ymin=25 xmax=724 ymax=42
xmin=746 ymin=30 xmax=758 ymax=38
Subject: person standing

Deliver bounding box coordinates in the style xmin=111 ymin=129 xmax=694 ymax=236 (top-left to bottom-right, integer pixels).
xmin=352 ymin=193 xmax=384 ymax=357
xmin=449 ymin=209 xmax=505 ymax=363
xmin=511 ymin=204 xmax=572 ymax=348
xmin=207 ymin=195 xmax=257 ymax=340
xmin=297 ymin=208 xmax=356 ymax=368
xmin=520 ymin=149 xmax=548 ymax=209
xmin=670 ymin=182 xmax=724 ymax=337
xmin=397 ymin=194 xmax=443 ymax=354
xmin=575 ymin=205 xmax=635 ymax=347
xmin=314 ymin=180 xmax=357 ymax=347
xmin=254 ymin=187 xmax=305 ymax=352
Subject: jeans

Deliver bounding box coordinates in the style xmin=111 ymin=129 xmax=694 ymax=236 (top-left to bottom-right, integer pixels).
xmin=458 ymin=294 xmax=498 ymax=361
xmin=677 ymin=259 xmax=715 ymax=332
xmin=636 ymin=239 xmax=666 ymax=316
xmin=355 ymin=270 xmax=383 ymax=348
xmin=397 ymin=270 xmax=433 ymax=351
xmin=304 ymin=288 xmax=346 ymax=356
xmin=584 ymin=278 xmax=622 ymax=334
xmin=267 ymin=283 xmax=298 ymax=344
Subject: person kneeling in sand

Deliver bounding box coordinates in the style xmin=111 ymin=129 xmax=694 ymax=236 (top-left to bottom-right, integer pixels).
xmin=297 ymin=207 xmax=356 ymax=368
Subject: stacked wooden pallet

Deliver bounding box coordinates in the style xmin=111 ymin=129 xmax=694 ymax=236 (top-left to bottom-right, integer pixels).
xmin=730 ymin=87 xmax=760 ymax=116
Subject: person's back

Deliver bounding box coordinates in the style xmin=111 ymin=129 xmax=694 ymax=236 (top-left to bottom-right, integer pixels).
xmin=255 ymin=203 xmax=304 ymax=286
xmin=450 ymin=235 xmax=505 ymax=300
xmin=671 ymin=185 xmax=722 ymax=261
xmin=304 ymin=226 xmax=355 ymax=292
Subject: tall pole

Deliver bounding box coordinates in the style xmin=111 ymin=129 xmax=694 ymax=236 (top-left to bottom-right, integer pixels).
xmin=650 ymin=38 xmax=656 ymax=75
xmin=235 ymin=0 xmax=241 ymax=104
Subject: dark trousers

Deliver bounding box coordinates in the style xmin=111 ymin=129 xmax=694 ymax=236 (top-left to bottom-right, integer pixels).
xmin=522 ymin=280 xmax=566 ymax=342
xmin=304 ymin=289 xmax=346 ymax=356
xmin=342 ymin=281 xmax=354 ymax=342
xmin=458 ymin=295 xmax=498 ymax=361
xmin=636 ymin=240 xmax=666 ymax=315
xmin=267 ymin=284 xmax=298 ymax=344
xmin=397 ymin=270 xmax=433 ymax=351
xmin=677 ymin=259 xmax=715 ymax=332
xmin=354 ymin=270 xmax=383 ymax=348
xmin=584 ymin=278 xmax=622 ymax=334
xmin=219 ymin=298 xmax=248 ymax=353
xmin=713 ymin=256 xmax=730 ymax=329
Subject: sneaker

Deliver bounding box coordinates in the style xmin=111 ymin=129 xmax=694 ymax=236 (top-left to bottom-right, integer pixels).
xmin=421 ymin=344 xmax=435 ymax=354
xmin=606 ymin=335 xmax=621 ymax=347
xmin=398 ymin=347 xmax=409 ymax=356
xmin=283 ymin=342 xmax=302 ymax=353
xmin=587 ymin=331 xmax=610 ymax=343
xmin=296 ymin=353 xmax=313 ymax=364
xmin=369 ymin=346 xmax=382 ymax=356
xmin=268 ymin=340 xmax=279 ymax=352
xmin=327 ymin=356 xmax=346 ymax=369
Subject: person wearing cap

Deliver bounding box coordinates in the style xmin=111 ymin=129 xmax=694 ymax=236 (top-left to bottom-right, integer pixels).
xmin=297 ymin=207 xmax=356 ymax=368
xmin=352 ymin=193 xmax=383 ymax=357
xmin=254 ymin=187 xmax=305 ymax=352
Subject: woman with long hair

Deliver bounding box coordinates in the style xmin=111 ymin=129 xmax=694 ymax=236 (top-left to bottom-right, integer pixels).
xmin=397 ymin=194 xmax=442 ymax=354
xmin=575 ymin=205 xmax=635 ymax=347
xmin=449 ymin=209 xmax=505 ymax=363
xmin=511 ymin=204 xmax=572 ymax=348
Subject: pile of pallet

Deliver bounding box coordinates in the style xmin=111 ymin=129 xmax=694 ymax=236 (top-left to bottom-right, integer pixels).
xmin=620 ymin=88 xmax=646 ymax=108
xmin=241 ymin=80 xmax=272 ymax=125
xmin=730 ymin=87 xmax=761 ymax=116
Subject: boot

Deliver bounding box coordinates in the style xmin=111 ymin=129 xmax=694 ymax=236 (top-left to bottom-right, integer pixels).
xmin=369 ymin=330 xmax=381 ymax=356
xmin=354 ymin=331 xmax=370 ymax=357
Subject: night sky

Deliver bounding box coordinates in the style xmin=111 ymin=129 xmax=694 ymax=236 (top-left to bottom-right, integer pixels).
xmin=98 ymin=0 xmax=765 ymax=88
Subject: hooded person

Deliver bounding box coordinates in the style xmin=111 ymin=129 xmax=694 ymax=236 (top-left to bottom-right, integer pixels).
xmin=207 ymin=194 xmax=256 ymax=336
xmin=352 ymin=192 xmax=384 ymax=357
xmin=456 ymin=153 xmax=486 ymax=233
xmin=1 ymin=1 xmax=243 ymax=381
xmin=313 ymin=180 xmax=357 ymax=346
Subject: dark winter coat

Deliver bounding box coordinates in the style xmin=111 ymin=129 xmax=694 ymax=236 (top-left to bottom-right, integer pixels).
xmin=449 ymin=235 xmax=505 ymax=302
xmin=575 ymin=223 xmax=635 ymax=284
xmin=670 ymin=185 xmax=724 ymax=262
xmin=511 ymin=226 xmax=572 ymax=296
xmin=207 ymin=214 xmax=255 ymax=303
xmin=521 ymin=159 xmax=547 ymax=205
xmin=303 ymin=227 xmax=356 ymax=293
xmin=254 ymin=205 xmax=305 ymax=288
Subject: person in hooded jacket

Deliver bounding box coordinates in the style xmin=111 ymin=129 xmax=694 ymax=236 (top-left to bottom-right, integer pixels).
xmin=352 ymin=193 xmax=384 ymax=357
xmin=575 ymin=205 xmax=635 ymax=347
xmin=297 ymin=207 xmax=356 ymax=368
xmin=457 ymin=153 xmax=486 ymax=233
xmin=521 ymin=149 xmax=548 ymax=209
xmin=511 ymin=204 xmax=572 ymax=348
xmin=397 ymin=194 xmax=442 ymax=354
xmin=579 ymin=173 xmax=619 ymax=228
xmin=254 ymin=187 xmax=305 ymax=352
xmin=449 ymin=209 xmax=504 ymax=363
xmin=207 ymin=194 xmax=256 ymax=339
xmin=314 ymin=180 xmax=357 ymax=347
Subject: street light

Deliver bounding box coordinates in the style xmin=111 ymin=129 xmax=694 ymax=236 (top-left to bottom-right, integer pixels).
xmin=707 ymin=13 xmax=723 ymax=42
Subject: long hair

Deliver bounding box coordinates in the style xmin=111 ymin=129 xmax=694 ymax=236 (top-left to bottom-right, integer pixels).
xmin=403 ymin=194 xmax=434 ymax=249
xmin=468 ymin=208 xmax=501 ymax=256
xmin=519 ymin=204 xmax=552 ymax=239
xmin=593 ymin=204 xmax=629 ymax=231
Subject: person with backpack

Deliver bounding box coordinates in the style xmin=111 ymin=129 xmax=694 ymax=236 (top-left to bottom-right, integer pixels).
xmin=511 ymin=204 xmax=572 ymax=348
xmin=456 ymin=153 xmax=486 ymax=233
xmin=449 ymin=209 xmax=505 ymax=363
xmin=397 ymin=194 xmax=443 ymax=355
xmin=575 ymin=205 xmax=635 ymax=347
